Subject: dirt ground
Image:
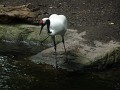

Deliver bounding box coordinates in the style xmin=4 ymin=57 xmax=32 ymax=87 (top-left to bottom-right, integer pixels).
xmin=0 ymin=0 xmax=120 ymax=44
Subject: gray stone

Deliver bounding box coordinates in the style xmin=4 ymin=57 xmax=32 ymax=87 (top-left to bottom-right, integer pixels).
xmin=30 ymin=29 xmax=120 ymax=71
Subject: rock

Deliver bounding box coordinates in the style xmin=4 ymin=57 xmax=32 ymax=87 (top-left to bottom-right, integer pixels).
xmin=30 ymin=29 xmax=120 ymax=71
xmin=0 ymin=4 xmax=37 ymax=24
xmin=0 ymin=24 xmax=51 ymax=43
xmin=0 ymin=24 xmax=63 ymax=54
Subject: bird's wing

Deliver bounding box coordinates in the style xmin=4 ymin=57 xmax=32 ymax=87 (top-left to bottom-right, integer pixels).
xmin=49 ymin=14 xmax=67 ymax=35
xmin=49 ymin=14 xmax=58 ymax=19
xmin=49 ymin=14 xmax=67 ymax=26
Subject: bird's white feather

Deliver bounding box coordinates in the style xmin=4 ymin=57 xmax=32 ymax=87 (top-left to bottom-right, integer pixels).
xmin=48 ymin=14 xmax=67 ymax=36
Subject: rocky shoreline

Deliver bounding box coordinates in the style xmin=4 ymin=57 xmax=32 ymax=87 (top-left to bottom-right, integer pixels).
xmin=0 ymin=23 xmax=119 ymax=71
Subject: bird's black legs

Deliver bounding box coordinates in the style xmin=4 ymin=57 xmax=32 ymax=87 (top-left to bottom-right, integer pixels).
xmin=52 ymin=35 xmax=66 ymax=54
xmin=62 ymin=36 xmax=66 ymax=53
xmin=52 ymin=36 xmax=57 ymax=53
xmin=51 ymin=36 xmax=58 ymax=69
xmin=62 ymin=35 xmax=68 ymax=63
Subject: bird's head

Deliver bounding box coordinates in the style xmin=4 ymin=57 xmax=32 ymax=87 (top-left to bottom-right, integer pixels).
xmin=39 ymin=18 xmax=49 ymax=35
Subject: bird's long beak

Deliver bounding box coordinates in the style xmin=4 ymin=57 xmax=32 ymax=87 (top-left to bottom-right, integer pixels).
xmin=39 ymin=25 xmax=44 ymax=35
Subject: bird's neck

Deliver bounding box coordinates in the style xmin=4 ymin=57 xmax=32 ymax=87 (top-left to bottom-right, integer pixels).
xmin=46 ymin=19 xmax=51 ymax=34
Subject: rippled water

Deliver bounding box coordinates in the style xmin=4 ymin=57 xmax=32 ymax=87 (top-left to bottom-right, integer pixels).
xmin=0 ymin=55 xmax=21 ymax=89
xmin=0 ymin=42 xmax=120 ymax=90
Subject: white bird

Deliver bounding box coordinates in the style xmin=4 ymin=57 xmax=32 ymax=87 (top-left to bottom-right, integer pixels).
xmin=39 ymin=14 xmax=67 ymax=53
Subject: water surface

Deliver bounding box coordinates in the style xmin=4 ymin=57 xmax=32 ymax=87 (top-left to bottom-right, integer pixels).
xmin=0 ymin=42 xmax=120 ymax=90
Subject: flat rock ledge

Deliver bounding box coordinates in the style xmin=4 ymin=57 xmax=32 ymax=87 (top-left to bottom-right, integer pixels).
xmin=30 ymin=29 xmax=120 ymax=71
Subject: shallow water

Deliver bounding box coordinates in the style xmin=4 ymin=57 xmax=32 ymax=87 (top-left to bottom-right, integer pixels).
xmin=0 ymin=42 xmax=120 ymax=90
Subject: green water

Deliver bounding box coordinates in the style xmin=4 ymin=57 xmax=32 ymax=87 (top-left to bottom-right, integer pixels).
xmin=0 ymin=42 xmax=120 ymax=90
